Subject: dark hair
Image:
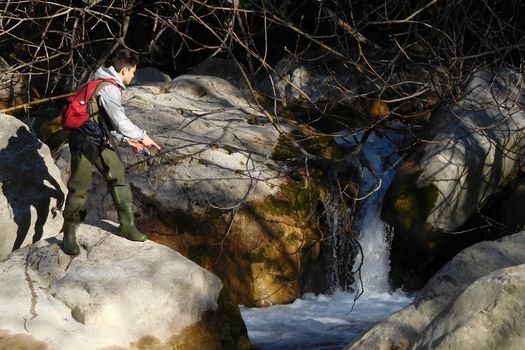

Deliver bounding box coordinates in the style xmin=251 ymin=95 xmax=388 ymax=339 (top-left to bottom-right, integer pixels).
xmin=112 ymin=49 xmax=139 ymax=73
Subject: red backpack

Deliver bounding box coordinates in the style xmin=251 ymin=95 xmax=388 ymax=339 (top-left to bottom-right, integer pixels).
xmin=61 ymin=78 xmax=118 ymax=129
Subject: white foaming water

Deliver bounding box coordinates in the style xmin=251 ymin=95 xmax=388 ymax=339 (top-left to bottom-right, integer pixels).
xmin=353 ymin=130 xmax=403 ymax=295
xmin=354 ymin=208 xmax=392 ymax=294
xmin=240 ymin=291 xmax=412 ymax=350
xmin=241 ymin=127 xmax=412 ymax=349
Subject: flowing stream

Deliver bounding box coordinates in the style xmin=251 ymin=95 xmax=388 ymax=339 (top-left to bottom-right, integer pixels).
xmin=240 ymin=127 xmax=414 ymax=349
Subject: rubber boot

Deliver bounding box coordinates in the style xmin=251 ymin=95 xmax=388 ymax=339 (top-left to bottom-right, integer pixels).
xmin=116 ymin=205 xmax=147 ymax=241
xmin=110 ymin=185 xmax=147 ymax=241
xmin=63 ymin=222 xmax=80 ymax=255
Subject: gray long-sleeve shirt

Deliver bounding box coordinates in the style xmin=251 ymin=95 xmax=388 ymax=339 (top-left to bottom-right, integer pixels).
xmin=93 ymin=66 xmax=146 ymax=141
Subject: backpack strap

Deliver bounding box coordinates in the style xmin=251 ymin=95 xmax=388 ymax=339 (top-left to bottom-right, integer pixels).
xmin=86 ymin=78 xmax=119 ymax=124
xmin=84 ymin=78 xmax=123 ymax=160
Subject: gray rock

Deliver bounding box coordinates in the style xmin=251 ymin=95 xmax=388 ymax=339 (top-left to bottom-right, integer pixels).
xmin=126 ymin=75 xmax=279 ymax=211
xmin=413 ymin=264 xmax=525 ymax=350
xmin=0 ymin=114 xmax=66 ymax=258
xmin=383 ymin=68 xmax=525 ymax=236
xmin=258 ymin=53 xmax=361 ymax=106
xmin=56 ymin=74 xmax=281 ymax=223
xmin=0 ymin=57 xmax=27 ymax=105
xmin=421 ymin=68 xmax=525 ymax=231
xmin=0 ymin=222 xmax=223 ymax=350
xmin=346 ymin=231 xmax=525 ymax=350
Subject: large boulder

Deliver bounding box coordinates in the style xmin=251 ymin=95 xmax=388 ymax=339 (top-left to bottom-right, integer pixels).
xmin=0 ymin=222 xmax=250 ymax=350
xmin=382 ymin=68 xmax=525 ymax=255
xmin=258 ymin=52 xmax=364 ymax=108
xmin=346 ymin=231 xmax=525 ymax=350
xmin=0 ymin=114 xmax=66 ymax=258
xmin=413 ymin=264 xmax=525 ymax=350
xmin=54 ymin=75 xmax=326 ymax=306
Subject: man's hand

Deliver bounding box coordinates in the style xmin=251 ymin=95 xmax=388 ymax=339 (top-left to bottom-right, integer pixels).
xmin=142 ymin=135 xmax=161 ymax=150
xmin=127 ymin=135 xmax=161 ymax=154
xmin=127 ymin=139 xmax=146 ymax=154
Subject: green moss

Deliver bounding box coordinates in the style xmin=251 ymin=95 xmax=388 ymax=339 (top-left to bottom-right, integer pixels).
xmin=280 ymin=182 xmax=320 ymax=217
xmin=286 ymin=232 xmax=302 ymax=244
xmin=294 ymin=186 xmax=313 ymax=210
xmin=241 ymin=251 xmax=264 ymax=264
xmin=216 ymin=288 xmax=253 ymax=350
xmin=248 ymin=180 xmax=320 ymax=221
xmin=381 ymin=162 xmax=445 ymax=253
xmin=394 ymin=184 xmax=439 ymax=231
xmin=271 ymin=198 xmax=293 ymax=215
xmin=205 ymin=206 xmax=225 ymax=221
xmin=272 ymin=134 xmax=303 ymax=161
xmin=301 ymin=135 xmax=343 ymax=160
xmin=271 ymin=132 xmax=346 ymax=162
xmin=252 ymin=197 xmax=293 ymax=217
xmin=241 ymin=250 xmax=282 ymax=271
xmin=187 ymin=244 xmax=213 ymax=266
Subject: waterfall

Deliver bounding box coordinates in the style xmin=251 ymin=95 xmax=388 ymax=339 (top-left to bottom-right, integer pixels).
xmin=353 ymin=173 xmax=394 ymax=295
xmin=352 ymin=130 xmax=403 ymax=295
xmin=324 ymin=190 xmax=355 ymax=292
xmin=334 ymin=128 xmax=406 ymax=295
xmin=241 ymin=127 xmax=414 ymax=350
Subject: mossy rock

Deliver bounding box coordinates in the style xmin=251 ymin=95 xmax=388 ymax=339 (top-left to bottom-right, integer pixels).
xmin=381 ymin=159 xmax=441 ymax=252
xmin=130 ymin=288 xmax=252 ymax=350
xmin=271 ymin=130 xmax=345 ymax=162
xmin=142 ymin=177 xmax=324 ymax=307
xmin=271 ymin=134 xmax=303 ymax=161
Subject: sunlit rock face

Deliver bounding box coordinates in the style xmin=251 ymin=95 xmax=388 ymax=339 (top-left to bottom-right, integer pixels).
xmin=54 ymin=75 xmax=325 ymax=306
xmin=0 ymin=114 xmax=66 ymax=259
xmin=0 ymin=222 xmax=249 ymax=350
xmin=346 ymin=231 xmax=525 ymax=350
xmin=413 ymin=263 xmax=525 ymax=350
xmin=382 ymin=68 xmax=525 ymax=254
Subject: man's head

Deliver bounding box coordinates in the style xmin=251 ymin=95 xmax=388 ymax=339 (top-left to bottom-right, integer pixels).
xmin=113 ymin=49 xmax=139 ymax=86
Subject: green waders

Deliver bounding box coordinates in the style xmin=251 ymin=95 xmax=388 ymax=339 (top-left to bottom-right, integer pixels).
xmin=62 ymin=148 xmax=146 ymax=255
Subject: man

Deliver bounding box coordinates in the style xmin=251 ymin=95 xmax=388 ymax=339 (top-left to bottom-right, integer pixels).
xmin=62 ymin=48 xmax=160 ymax=255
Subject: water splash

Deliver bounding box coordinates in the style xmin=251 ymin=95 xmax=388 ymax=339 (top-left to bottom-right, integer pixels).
xmin=349 ymin=130 xmax=405 ymax=295
xmin=240 ymin=289 xmax=413 ymax=349
xmin=333 ymin=128 xmax=407 ymax=295
xmin=353 ymin=186 xmax=393 ymax=295
xmin=322 ymin=127 xmax=406 ymax=293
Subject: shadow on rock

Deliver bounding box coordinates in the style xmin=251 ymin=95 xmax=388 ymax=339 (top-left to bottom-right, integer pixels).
xmin=0 ymin=126 xmax=64 ymax=250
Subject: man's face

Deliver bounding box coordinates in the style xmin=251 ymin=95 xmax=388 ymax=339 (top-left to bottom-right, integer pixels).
xmin=120 ymin=65 xmax=136 ymax=86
